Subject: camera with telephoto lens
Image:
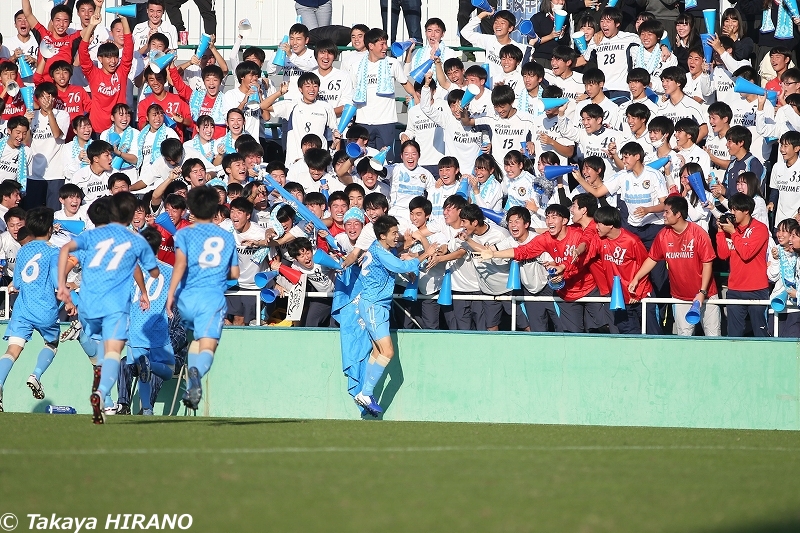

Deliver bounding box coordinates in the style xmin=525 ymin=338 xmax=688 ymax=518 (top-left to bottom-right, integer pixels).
xmin=720 ymin=213 xmax=736 ymax=226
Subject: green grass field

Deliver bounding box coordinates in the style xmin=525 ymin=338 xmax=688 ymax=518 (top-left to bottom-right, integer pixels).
xmin=1 ymin=414 xmax=799 ymax=533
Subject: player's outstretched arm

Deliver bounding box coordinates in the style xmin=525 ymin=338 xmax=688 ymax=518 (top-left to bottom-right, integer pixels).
xmin=133 ymin=265 xmax=150 ymax=311
xmin=56 ymin=241 xmax=78 ymax=304
xmin=165 ymin=250 xmax=187 ymax=318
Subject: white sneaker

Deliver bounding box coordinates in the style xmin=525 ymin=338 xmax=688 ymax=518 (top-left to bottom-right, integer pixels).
xmin=104 ymin=404 xmax=118 ymax=416
xmin=26 ymin=374 xmax=44 ymax=400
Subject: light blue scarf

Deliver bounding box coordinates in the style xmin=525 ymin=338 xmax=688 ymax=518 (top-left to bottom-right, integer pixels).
xmin=71 ymin=138 xmax=93 ymax=168
xmin=191 ymin=136 xmax=215 ymax=165
xmin=469 ymin=175 xmax=501 ymax=205
xmin=353 ymin=56 xmax=394 ymax=105
xmin=779 ymin=247 xmax=797 ymax=288
xmin=221 ymin=131 xmax=237 ymax=155
xmin=0 ymin=137 xmax=28 ymax=192
xmin=762 ymin=1 xmax=794 ymax=39
xmin=137 ymin=124 xmax=169 ymax=166
xmin=189 ymin=90 xmax=226 ymax=124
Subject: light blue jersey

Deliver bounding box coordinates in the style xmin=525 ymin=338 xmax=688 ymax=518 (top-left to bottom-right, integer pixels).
xmin=174 ymin=223 xmax=237 ymax=340
xmin=129 ymin=260 xmax=172 ymax=348
xmin=358 ymin=242 xmax=419 ymax=308
xmin=73 ymin=224 xmax=158 ymax=319
xmin=11 ymin=240 xmax=60 ymax=327
xmin=174 ymin=222 xmax=238 ymax=297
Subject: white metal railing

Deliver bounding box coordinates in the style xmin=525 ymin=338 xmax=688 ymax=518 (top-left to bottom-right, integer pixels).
xmin=223 ymin=289 xmax=783 ymax=337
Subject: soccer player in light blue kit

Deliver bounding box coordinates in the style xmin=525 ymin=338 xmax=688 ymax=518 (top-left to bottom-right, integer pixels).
xmin=58 ymin=193 xmax=159 ymax=424
xmin=0 ymin=208 xmax=69 ymax=412
xmin=129 ymin=227 xmax=176 ymax=416
xmin=166 ymin=187 xmax=238 ymax=411
xmin=354 ymin=215 xmax=426 ymax=417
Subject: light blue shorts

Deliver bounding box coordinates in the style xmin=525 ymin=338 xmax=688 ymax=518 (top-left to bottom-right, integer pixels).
xmin=83 ymin=311 xmax=129 ymax=342
xmin=178 ymin=295 xmax=226 ymax=340
xmin=358 ymin=299 xmax=390 ymax=342
xmin=128 ymin=343 xmax=175 ymax=366
xmin=4 ymin=317 xmax=60 ymax=344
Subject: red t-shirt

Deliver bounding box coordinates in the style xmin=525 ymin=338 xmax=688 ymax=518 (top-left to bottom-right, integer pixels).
xmin=153 ymin=218 xmax=191 ymax=265
xmin=715 ymin=217 xmax=770 ymax=291
xmin=596 ymin=228 xmax=653 ymax=303
xmin=649 ymin=222 xmax=718 ymax=301
xmin=1 ymin=91 xmax=25 ymax=123
xmin=513 ymin=225 xmax=596 ymax=301
xmin=766 ymin=77 xmax=781 ymax=95
xmin=577 ymin=220 xmax=610 ymax=295
xmin=79 ymin=33 xmax=133 ymax=132
xmin=138 ymin=92 xmax=193 ymax=142
xmin=329 ymin=222 xmax=345 ymax=237
xmin=169 ymin=68 xmax=226 ymax=139
xmin=51 ymin=84 xmax=91 ymax=141
xmin=34 ymin=23 xmax=81 ymax=83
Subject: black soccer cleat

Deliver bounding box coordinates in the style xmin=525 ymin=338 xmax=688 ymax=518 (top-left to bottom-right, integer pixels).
xmin=182 ymin=367 xmax=202 ymax=411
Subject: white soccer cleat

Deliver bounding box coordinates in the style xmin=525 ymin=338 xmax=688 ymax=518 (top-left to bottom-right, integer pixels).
xmin=60 ymin=320 xmax=82 ymax=341
xmin=26 ymin=374 xmax=44 ymax=400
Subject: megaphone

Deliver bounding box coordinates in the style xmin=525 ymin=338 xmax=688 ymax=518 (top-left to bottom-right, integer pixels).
xmin=540 ymin=97 xmax=569 ymax=111
xmin=163 ymin=114 xmax=177 ymax=127
xmin=260 ymin=288 xmax=281 ymax=304
xmin=5 ymin=81 xmax=19 ymax=98
xmin=391 ymin=39 xmax=416 ymax=57
xmin=438 ymin=269 xmax=452 ymax=305
xmin=686 ymin=172 xmax=708 ymax=203
xmin=238 ymin=19 xmax=252 ymax=38
xmin=685 ymin=300 xmax=702 ymax=325
xmin=17 ymin=57 xmax=33 ymax=79
xmin=482 ymin=63 xmax=492 ymax=89
xmin=573 ymin=34 xmax=588 ymax=53
xmin=39 ymin=42 xmax=56 ymax=59
xmin=409 ymin=49 xmax=441 ymax=84
xmin=20 ymin=86 xmax=34 ymax=111
xmin=459 ymin=84 xmax=480 ymax=108
xmin=610 ymin=275 xmax=626 ymax=311
xmin=507 ymin=260 xmax=521 ymax=290
xmin=402 ymin=276 xmax=418 ymax=301
xmin=517 ymin=20 xmax=536 ymax=37
xmin=553 ymin=10 xmax=568 ymax=33
xmin=279 ymin=264 xmax=303 ymax=285
xmin=196 ymin=33 xmax=212 ymax=58
xmin=771 ymin=289 xmax=789 ymax=312
xmin=345 ymin=142 xmax=366 ymax=159
xmin=337 ymin=104 xmax=357 ymax=133
xmin=659 ymin=32 xmax=672 ymax=51
xmin=55 ymin=219 xmax=85 ymax=234
xmin=273 ymin=35 xmax=289 ymax=68
xmin=254 ymin=270 xmax=278 ymax=288
xmin=701 ymin=34 xmax=713 ymax=64
xmin=369 ymin=146 xmax=390 ymax=171
xmin=313 ymin=248 xmax=343 ymax=270
xmin=645 ymin=86 xmax=659 ymax=103
xmin=480 ymin=207 xmax=506 ymax=225
xmin=702 ymin=9 xmax=716 ymax=34
xmin=112 ymin=155 xmax=125 ymax=170
xmin=154 ymin=212 xmax=178 ymax=235
xmin=106 ymin=4 xmax=137 ymax=18
xmin=455 ymin=177 xmax=471 ymax=199
xmin=608 ymin=0 xmax=621 ymax=6
xmin=543 ymin=164 xmax=578 ymax=181
xmin=471 ymin=0 xmax=494 ymax=12
xmin=733 ymin=76 xmax=778 ymax=106
xmin=647 ymin=156 xmax=671 ymax=170
xmin=149 ymin=52 xmax=175 ymax=74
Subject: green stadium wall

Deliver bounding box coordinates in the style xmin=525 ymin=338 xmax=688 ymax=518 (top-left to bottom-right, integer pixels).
xmin=2 ymin=325 xmax=798 ymax=430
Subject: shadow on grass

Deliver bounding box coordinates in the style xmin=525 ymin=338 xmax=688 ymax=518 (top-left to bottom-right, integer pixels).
xmin=699 ymin=516 xmax=800 ymax=533
xmin=115 ymin=418 xmax=307 ymax=426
